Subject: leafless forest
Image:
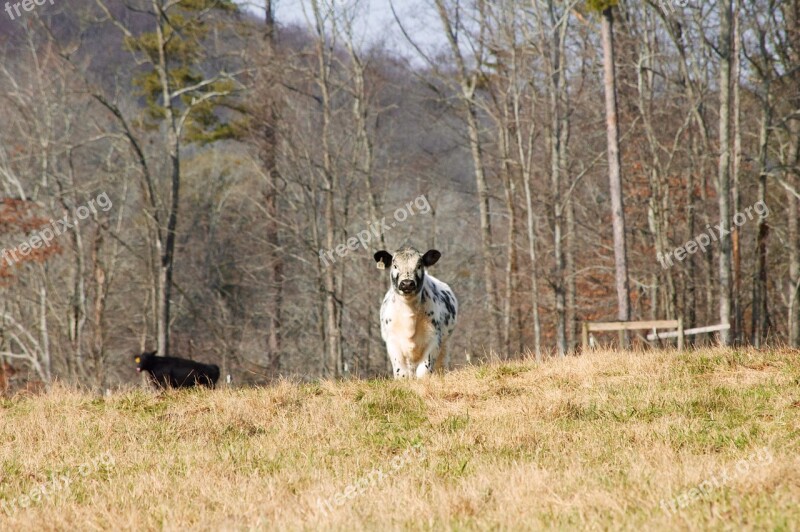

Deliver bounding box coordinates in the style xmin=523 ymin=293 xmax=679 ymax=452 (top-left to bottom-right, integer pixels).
xmin=0 ymin=0 xmax=798 ymax=390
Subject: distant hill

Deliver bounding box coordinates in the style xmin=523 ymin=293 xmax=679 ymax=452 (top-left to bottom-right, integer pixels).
xmin=0 ymin=1 xmax=265 ymax=82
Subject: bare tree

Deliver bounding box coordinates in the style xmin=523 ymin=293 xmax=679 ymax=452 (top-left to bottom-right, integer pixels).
xmin=717 ymin=0 xmax=734 ymax=345
xmin=778 ymin=0 xmax=800 ymax=346
xmin=96 ymin=0 xmax=241 ymax=356
xmin=741 ymin=0 xmax=777 ymax=346
xmin=540 ymin=0 xmax=574 ymax=355
xmin=433 ymin=0 xmax=501 ymax=354
xmin=596 ymin=0 xmax=631 ymax=326
xmin=310 ymin=0 xmax=343 ymax=377
xmin=262 ymin=0 xmax=284 ymax=374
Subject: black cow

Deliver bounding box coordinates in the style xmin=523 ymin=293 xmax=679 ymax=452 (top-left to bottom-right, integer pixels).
xmin=134 ymin=351 xmax=220 ymax=389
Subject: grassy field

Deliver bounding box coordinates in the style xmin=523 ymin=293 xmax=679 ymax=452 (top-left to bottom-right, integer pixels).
xmin=1 ymin=347 xmax=799 ymax=531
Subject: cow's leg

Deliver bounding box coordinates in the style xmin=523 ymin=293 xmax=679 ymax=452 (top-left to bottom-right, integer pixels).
xmin=434 ymin=339 xmax=447 ymax=373
xmin=415 ymin=339 xmax=441 ymax=378
xmin=415 ymin=359 xmax=432 ymax=378
xmin=387 ymin=343 xmax=410 ymax=379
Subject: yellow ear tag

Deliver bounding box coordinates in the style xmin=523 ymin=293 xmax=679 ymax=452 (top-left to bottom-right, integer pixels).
xmin=377 ymin=262 xmax=385 ymax=270
xmin=135 ymin=357 xmax=140 ymax=363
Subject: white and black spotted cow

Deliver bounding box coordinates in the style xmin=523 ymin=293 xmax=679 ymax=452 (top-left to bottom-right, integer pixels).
xmin=374 ymin=246 xmax=458 ymax=379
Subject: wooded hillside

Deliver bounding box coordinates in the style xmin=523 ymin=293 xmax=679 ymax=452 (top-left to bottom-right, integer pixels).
xmin=0 ymin=0 xmax=798 ymax=389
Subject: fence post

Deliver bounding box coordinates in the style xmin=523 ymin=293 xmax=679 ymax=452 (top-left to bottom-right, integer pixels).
xmin=677 ymin=317 xmax=684 ymax=351
xmin=582 ymin=322 xmax=589 ymax=352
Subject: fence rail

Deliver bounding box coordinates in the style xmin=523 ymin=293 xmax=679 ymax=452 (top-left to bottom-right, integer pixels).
xmin=582 ymin=319 xmax=683 ymax=351
xmin=646 ymin=323 xmax=730 ymax=340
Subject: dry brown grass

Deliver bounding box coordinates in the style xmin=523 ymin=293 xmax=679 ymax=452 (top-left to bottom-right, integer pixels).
xmin=1 ymin=346 xmax=799 ymax=530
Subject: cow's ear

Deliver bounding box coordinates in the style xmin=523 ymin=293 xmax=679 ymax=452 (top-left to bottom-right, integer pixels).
xmin=422 ymin=249 xmax=441 ymax=267
xmin=374 ymin=250 xmax=392 ymax=270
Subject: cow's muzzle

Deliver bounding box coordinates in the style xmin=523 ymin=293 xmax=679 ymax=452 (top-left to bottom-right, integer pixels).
xmin=398 ymin=279 xmax=416 ymax=294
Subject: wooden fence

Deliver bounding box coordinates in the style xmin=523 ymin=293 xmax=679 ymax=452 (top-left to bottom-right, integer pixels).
xmin=582 ymin=319 xmax=731 ymax=352
xmin=581 ymin=319 xmax=683 ymax=351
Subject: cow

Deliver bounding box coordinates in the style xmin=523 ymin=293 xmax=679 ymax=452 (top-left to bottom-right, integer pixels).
xmin=134 ymin=352 xmax=220 ymax=389
xmin=374 ymin=246 xmax=458 ymax=379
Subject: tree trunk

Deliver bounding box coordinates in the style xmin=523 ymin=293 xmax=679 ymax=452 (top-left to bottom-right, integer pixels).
xmin=784 ymin=0 xmax=800 ymax=347
xmin=465 ymin=103 xmax=500 ymax=354
xmin=717 ymin=0 xmax=733 ymax=345
xmin=544 ymin=0 xmax=569 ymax=357
xmin=499 ymin=118 xmax=517 ymax=357
xmin=731 ymin=0 xmax=742 ymax=344
xmin=601 ymin=7 xmax=631 ymax=327
xmin=265 ymin=0 xmax=275 ymax=41
xmin=787 ymin=115 xmax=800 ymax=345
xmin=91 ymin=226 xmax=109 ymax=388
xmin=39 ymin=283 xmax=51 ymax=382
xmin=686 ymin=168 xmax=697 ymax=334
xmin=263 ymin=0 xmax=283 ymax=375
xmin=516 ymin=105 xmax=542 ymax=358
xmin=751 ymin=78 xmax=771 ymax=347
xmin=344 ymin=32 xmax=383 ymax=373
xmin=566 ymin=195 xmax=576 ymax=352
xmin=67 ymin=205 xmax=87 ymax=377
xmin=153 ymin=0 xmax=181 ymax=358
xmin=313 ymin=0 xmax=341 ymax=377
xmin=161 ymin=138 xmax=180 ymax=358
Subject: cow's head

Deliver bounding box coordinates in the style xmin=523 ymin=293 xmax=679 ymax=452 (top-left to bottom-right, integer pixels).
xmin=374 ymin=246 xmax=441 ymax=297
xmin=134 ymin=351 xmax=156 ymax=373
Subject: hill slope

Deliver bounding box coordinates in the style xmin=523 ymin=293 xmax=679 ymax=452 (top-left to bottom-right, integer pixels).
xmin=1 ymin=347 xmax=799 ymax=530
